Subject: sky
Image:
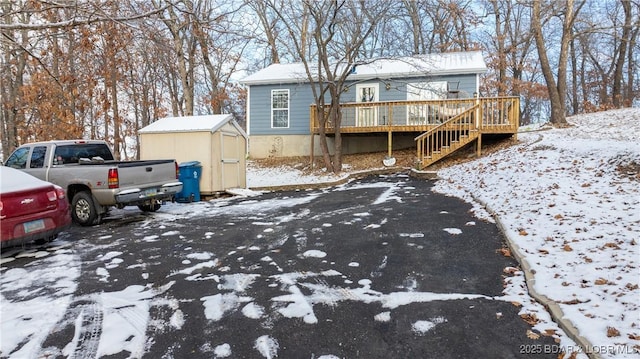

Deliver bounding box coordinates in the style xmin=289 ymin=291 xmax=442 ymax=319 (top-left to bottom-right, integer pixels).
xmin=1 ymin=107 xmax=638 ymax=358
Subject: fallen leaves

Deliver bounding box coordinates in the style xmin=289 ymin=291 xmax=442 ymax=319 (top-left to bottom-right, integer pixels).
xmin=562 ymin=244 xmax=573 ymax=252
xmin=607 ymin=326 xmax=621 ymax=337
xmin=519 ymin=228 xmax=529 ymax=236
xmin=497 ymin=247 xmax=512 ymax=257
xmin=558 ymin=351 xmax=579 ymax=359
xmin=526 ymin=330 xmax=540 ymax=340
xmin=626 ymin=283 xmax=639 ymax=291
xmin=603 ymin=242 xmax=621 ymax=249
xmin=594 ymin=278 xmax=610 ymax=285
xmin=520 ymin=313 xmax=539 ymax=325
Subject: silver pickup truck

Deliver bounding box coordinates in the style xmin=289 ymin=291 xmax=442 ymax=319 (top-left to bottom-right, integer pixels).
xmin=4 ymin=140 xmax=182 ymax=226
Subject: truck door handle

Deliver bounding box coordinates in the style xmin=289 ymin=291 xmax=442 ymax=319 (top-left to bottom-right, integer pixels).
xmin=146 ymin=167 xmax=152 ymax=172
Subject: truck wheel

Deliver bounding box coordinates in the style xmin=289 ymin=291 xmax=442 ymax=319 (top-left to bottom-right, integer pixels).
xmin=138 ymin=202 xmax=161 ymax=212
xmin=72 ymin=192 xmax=100 ymax=226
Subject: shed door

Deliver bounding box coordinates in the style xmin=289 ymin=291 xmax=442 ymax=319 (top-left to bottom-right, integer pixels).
xmin=220 ymin=132 xmax=241 ymax=189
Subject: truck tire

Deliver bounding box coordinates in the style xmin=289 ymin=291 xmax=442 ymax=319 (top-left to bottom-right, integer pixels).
xmin=138 ymin=202 xmax=161 ymax=212
xmin=71 ymin=192 xmax=101 ymax=226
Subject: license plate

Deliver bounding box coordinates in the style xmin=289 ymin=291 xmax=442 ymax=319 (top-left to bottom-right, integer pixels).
xmin=24 ymin=219 xmax=45 ymax=233
xmin=143 ymin=189 xmax=157 ymax=197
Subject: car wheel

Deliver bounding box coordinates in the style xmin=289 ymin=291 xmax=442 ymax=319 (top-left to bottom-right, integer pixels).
xmin=71 ymin=192 xmax=100 ymax=226
xmin=138 ymin=202 xmax=161 ymax=212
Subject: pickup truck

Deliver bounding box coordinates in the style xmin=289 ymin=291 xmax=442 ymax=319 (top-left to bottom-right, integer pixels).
xmin=3 ymin=140 xmax=183 ymax=226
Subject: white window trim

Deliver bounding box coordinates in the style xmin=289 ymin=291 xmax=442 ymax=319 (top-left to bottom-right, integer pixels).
xmin=271 ymin=89 xmax=290 ymax=129
xmin=355 ymin=83 xmax=379 ymax=103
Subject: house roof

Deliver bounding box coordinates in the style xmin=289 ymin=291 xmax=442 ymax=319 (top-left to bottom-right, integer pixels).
xmin=240 ymin=51 xmax=487 ymax=85
xmin=139 ymin=114 xmax=247 ymax=138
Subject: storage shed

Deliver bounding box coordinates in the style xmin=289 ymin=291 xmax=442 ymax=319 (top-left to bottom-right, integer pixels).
xmin=139 ymin=114 xmax=247 ymax=194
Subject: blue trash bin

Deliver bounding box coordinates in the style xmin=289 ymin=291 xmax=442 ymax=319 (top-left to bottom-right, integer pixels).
xmin=176 ymin=161 xmax=202 ymax=202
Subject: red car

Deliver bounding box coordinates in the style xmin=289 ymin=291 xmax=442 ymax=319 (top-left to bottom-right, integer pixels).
xmin=1 ymin=166 xmax=72 ymax=249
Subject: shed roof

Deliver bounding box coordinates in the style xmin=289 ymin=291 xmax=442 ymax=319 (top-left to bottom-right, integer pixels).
xmin=139 ymin=114 xmax=247 ymax=138
xmin=241 ymin=51 xmax=487 ymax=85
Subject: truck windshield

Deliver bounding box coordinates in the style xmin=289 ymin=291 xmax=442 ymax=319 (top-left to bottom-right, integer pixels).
xmin=54 ymin=144 xmax=115 ymax=164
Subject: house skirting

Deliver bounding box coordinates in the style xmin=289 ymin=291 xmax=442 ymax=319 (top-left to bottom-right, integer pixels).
xmin=248 ymin=134 xmax=417 ymax=159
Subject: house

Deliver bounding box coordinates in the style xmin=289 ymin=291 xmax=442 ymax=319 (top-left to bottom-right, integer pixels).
xmin=241 ymin=51 xmax=519 ymax=167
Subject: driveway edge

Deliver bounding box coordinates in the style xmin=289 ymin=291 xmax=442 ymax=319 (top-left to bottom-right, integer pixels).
xmin=470 ymin=194 xmax=601 ymax=359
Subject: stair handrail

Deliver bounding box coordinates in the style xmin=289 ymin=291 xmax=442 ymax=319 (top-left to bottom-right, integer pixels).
xmin=415 ymin=104 xmax=479 ymax=167
xmin=414 ymin=104 xmax=479 ymax=142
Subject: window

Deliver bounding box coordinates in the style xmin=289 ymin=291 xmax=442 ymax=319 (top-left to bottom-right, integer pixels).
xmin=407 ymin=81 xmax=448 ymax=124
xmin=54 ymin=144 xmax=114 ymax=164
xmin=271 ymin=89 xmax=289 ymax=128
xmin=5 ymin=147 xmax=29 ymax=169
xmin=30 ymin=146 xmax=47 ymax=168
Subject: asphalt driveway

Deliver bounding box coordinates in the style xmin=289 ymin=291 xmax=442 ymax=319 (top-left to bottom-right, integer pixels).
xmin=1 ymin=174 xmax=562 ymax=358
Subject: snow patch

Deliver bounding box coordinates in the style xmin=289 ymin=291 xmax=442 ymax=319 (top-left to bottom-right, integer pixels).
xmin=412 ymin=317 xmax=447 ymax=335
xmin=443 ymin=228 xmax=462 ymax=235
xmin=303 ymin=250 xmax=327 ymax=258
xmin=254 ymin=335 xmax=279 ymax=359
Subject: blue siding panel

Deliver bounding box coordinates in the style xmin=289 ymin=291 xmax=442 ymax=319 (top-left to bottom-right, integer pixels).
xmin=250 ymin=84 xmax=315 ymax=135
xmin=249 ymin=74 xmax=478 ymax=135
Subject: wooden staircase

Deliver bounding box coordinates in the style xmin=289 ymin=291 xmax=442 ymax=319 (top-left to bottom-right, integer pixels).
xmin=415 ymin=104 xmax=480 ymax=168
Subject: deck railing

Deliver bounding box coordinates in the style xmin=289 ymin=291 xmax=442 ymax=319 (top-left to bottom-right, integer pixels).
xmin=415 ymin=105 xmax=479 ymax=168
xmin=310 ymin=96 xmax=520 ymax=134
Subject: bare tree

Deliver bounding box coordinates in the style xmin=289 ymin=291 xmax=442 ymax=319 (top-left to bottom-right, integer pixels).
xmin=186 ymin=0 xmax=248 ymax=114
xmin=266 ymin=0 xmax=390 ymax=173
xmin=612 ymin=0 xmax=634 ymax=107
xmin=531 ymin=0 xmax=585 ymax=126
xmin=247 ymin=0 xmax=281 ymax=64
xmin=154 ymin=0 xmax=198 ymax=116
xmin=0 ymin=1 xmax=29 ymax=156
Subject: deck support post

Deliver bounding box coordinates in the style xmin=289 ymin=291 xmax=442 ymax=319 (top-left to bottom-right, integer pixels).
xmin=476 ymin=135 xmax=482 ymax=158
xmin=310 ymin=105 xmax=315 ymax=168
xmin=387 ymin=106 xmax=393 ymax=158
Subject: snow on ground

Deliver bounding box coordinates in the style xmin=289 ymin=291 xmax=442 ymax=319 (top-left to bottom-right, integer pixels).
xmin=0 ymin=108 xmax=637 ymax=358
xmin=247 ymin=108 xmax=640 ymax=358
xmin=432 ymin=108 xmax=640 ymax=357
xmin=247 ymin=162 xmax=348 ymax=188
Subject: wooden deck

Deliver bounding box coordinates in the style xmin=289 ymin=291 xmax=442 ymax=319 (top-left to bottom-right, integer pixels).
xmin=310 ymin=96 xmax=520 ymax=167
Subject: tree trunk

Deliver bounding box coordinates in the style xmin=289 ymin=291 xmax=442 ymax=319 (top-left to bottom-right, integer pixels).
xmin=316 ymin=106 xmax=334 ymax=173
xmin=490 ymin=0 xmax=507 ymax=96
xmin=612 ymin=0 xmax=632 ymax=108
xmin=570 ymin=36 xmax=579 ymax=114
xmin=0 ymin=5 xmax=28 ymax=155
xmin=626 ymin=24 xmax=638 ymax=106
xmin=532 ymin=0 xmax=576 ymax=126
xmin=331 ymin=102 xmax=342 ymax=173
xmin=403 ymin=0 xmax=423 ymax=54
xmin=110 ymin=57 xmax=121 ymax=160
